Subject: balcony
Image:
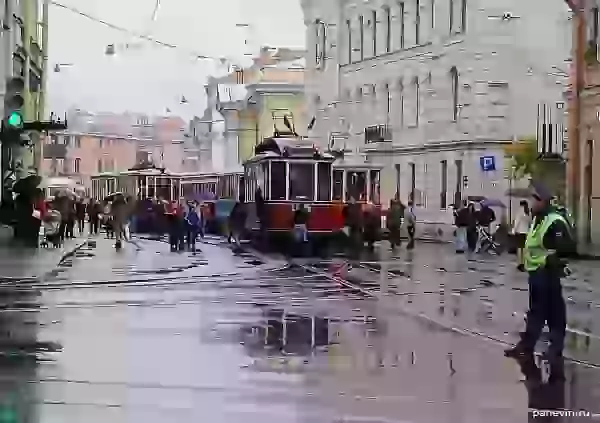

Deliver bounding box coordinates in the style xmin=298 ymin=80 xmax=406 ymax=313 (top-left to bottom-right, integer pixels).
xmin=43 ymin=144 xmax=67 ymax=159
xmin=364 ymin=125 xmax=392 ymax=144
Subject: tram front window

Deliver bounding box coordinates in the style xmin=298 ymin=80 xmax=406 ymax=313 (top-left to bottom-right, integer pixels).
xmin=289 ymin=162 xmax=314 ymax=201
xmin=346 ymin=172 xmax=366 ymax=201
xmin=317 ymin=162 xmax=331 ymax=201
xmin=270 ymin=161 xmax=286 ymax=200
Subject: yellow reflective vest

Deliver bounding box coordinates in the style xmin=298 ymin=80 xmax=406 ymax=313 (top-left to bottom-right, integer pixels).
xmin=523 ymin=212 xmax=567 ymax=272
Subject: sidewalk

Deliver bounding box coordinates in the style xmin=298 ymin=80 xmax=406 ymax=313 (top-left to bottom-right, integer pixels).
xmin=0 ymin=226 xmax=89 ymax=280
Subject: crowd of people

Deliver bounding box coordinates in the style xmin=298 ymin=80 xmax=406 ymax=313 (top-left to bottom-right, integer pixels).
xmin=452 ymin=200 xmax=498 ymax=254
xmin=35 ymin=193 xmax=135 ymax=248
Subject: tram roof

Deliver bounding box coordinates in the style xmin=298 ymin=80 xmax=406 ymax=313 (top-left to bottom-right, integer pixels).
xmin=249 ymin=133 xmax=334 ymax=163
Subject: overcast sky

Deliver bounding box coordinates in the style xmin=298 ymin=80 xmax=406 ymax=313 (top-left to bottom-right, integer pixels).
xmin=47 ymin=0 xmax=306 ymax=119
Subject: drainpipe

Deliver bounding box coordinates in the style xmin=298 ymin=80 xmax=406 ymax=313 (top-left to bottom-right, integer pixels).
xmin=566 ymin=0 xmax=584 ymax=247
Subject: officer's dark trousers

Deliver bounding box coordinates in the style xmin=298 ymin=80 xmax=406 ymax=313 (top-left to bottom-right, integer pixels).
xmin=520 ymin=267 xmax=566 ymax=358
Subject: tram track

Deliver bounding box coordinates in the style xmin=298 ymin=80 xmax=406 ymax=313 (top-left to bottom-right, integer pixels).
xmin=287 ymin=259 xmax=600 ymax=371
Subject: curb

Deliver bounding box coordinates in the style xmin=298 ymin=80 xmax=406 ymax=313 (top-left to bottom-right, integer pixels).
xmin=0 ymin=239 xmax=90 ymax=283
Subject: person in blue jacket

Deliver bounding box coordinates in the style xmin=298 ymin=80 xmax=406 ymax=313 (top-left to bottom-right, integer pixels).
xmin=184 ymin=201 xmax=202 ymax=252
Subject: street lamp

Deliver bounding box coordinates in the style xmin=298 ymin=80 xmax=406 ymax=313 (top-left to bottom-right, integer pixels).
xmin=53 ymin=63 xmax=73 ymax=72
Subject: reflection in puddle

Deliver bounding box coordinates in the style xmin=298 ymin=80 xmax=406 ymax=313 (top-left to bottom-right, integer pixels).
xmin=241 ymin=306 xmax=333 ymax=355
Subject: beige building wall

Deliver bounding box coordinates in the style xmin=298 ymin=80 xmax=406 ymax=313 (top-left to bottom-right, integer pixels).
xmin=579 ymin=64 xmax=600 ymax=248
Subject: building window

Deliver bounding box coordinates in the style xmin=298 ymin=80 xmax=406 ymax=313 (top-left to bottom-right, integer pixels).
xmin=450 ymin=0 xmax=454 ymax=33
xmin=347 ymin=19 xmax=352 ymax=63
xmin=414 ymin=77 xmax=420 ymax=126
xmin=74 ymin=158 xmax=81 ymax=174
xmin=454 ymin=159 xmax=463 ymax=205
xmin=63 ymin=135 xmax=70 ymax=146
xmin=315 ymin=19 xmax=326 ymax=66
xmin=399 ymin=82 xmax=405 ymax=127
xmin=315 ymin=19 xmax=321 ymax=65
xmin=460 ymin=0 xmax=466 ymax=33
xmin=74 ymin=136 xmax=81 ymax=148
xmin=395 ymin=163 xmax=401 ymax=198
xmin=590 ymin=7 xmax=599 ymax=53
xmin=385 ymin=84 xmax=391 ymax=126
xmin=97 ymin=159 xmax=102 ymax=173
xmin=440 ymin=160 xmax=447 ymax=209
xmin=450 ymin=66 xmax=459 ymax=121
xmin=372 ymin=10 xmax=377 ymax=56
xmin=430 ymin=0 xmax=435 ymax=29
xmin=99 ymin=138 xmax=103 ymax=148
xmin=359 ymin=15 xmax=364 ymax=60
xmin=399 ymin=2 xmax=405 ymax=48
xmin=385 ymin=7 xmax=391 ymax=52
xmin=415 ymin=0 xmax=421 ymax=45
xmin=409 ymin=162 xmax=416 ymax=203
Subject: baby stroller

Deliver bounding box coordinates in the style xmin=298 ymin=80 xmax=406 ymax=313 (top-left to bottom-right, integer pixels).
xmin=40 ymin=210 xmax=62 ymax=248
xmin=102 ymin=214 xmax=115 ymax=238
xmin=475 ymin=225 xmax=502 ymax=254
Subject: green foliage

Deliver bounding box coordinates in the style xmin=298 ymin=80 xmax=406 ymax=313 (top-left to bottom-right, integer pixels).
xmin=505 ymin=135 xmax=566 ymax=198
xmin=505 ymin=136 xmax=539 ymax=179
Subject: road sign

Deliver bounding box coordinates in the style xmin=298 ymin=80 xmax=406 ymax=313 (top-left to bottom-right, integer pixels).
xmin=480 ymin=155 xmax=496 ymax=172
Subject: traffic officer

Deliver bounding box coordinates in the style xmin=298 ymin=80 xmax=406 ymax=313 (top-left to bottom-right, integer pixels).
xmin=504 ymin=181 xmax=574 ymax=380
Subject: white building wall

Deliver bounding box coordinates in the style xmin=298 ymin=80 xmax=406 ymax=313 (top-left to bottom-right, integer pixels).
xmin=302 ymin=0 xmax=571 ymax=236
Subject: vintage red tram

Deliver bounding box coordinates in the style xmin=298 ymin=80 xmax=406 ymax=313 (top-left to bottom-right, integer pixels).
xmin=243 ymin=131 xmax=382 ymax=242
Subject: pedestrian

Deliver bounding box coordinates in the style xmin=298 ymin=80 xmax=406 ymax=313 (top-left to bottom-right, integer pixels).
xmin=404 ymin=201 xmax=416 ymax=250
xmin=342 ymin=196 xmax=362 ymax=258
xmin=466 ymin=202 xmax=478 ymax=252
xmin=454 ymin=200 xmax=470 ymax=253
xmin=103 ymin=201 xmax=114 ymax=238
xmin=228 ymin=198 xmax=247 ymax=250
xmin=504 ymin=182 xmax=574 ymax=382
xmin=292 ymin=203 xmax=309 ymax=256
xmin=184 ymin=201 xmax=202 ymax=252
xmin=75 ymin=199 xmax=86 ymax=234
xmin=363 ymin=202 xmax=380 ymax=252
xmin=87 ymin=199 xmax=101 ymax=235
xmin=255 ymin=186 xmax=267 ymax=249
xmin=513 ymin=200 xmax=531 ymax=271
xmin=66 ymin=199 xmax=76 ymax=239
xmin=111 ymin=194 xmax=128 ymax=249
xmin=386 ymin=197 xmax=404 ymax=250
xmin=475 ymin=201 xmax=496 ymax=253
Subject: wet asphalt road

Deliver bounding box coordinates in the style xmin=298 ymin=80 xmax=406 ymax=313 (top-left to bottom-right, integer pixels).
xmin=0 ymin=237 xmax=599 ymax=422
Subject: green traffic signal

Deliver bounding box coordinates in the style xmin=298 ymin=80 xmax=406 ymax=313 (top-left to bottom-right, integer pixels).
xmin=6 ymin=112 xmax=23 ymax=128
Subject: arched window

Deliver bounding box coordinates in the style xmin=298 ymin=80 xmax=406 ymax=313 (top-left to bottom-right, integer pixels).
xmin=450 ymin=66 xmax=459 ymax=121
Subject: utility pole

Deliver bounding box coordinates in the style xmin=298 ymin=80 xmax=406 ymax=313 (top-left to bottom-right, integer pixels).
xmin=566 ymin=0 xmax=584 ymax=244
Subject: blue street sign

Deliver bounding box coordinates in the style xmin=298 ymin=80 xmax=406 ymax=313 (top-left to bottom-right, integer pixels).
xmin=480 ymin=155 xmax=496 ymax=172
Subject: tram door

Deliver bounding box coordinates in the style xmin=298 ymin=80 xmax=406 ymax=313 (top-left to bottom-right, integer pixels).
xmin=238 ymin=176 xmax=245 ymax=202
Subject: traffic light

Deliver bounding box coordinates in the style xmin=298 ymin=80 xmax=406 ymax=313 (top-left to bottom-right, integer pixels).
xmin=3 ymin=76 xmax=24 ymax=131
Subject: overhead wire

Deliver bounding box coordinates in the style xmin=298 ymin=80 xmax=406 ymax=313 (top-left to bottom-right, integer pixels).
xmin=48 ymin=0 xmax=224 ymax=61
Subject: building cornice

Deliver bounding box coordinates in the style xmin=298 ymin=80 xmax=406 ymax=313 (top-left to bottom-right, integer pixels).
xmin=246 ymin=82 xmax=304 ymax=94
xmin=362 ymin=138 xmax=512 ymax=154
xmin=54 ymin=131 xmax=185 ymax=143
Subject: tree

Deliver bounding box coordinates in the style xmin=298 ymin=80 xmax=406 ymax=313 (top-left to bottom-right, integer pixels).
xmin=504 ymin=135 xmax=566 ymax=198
